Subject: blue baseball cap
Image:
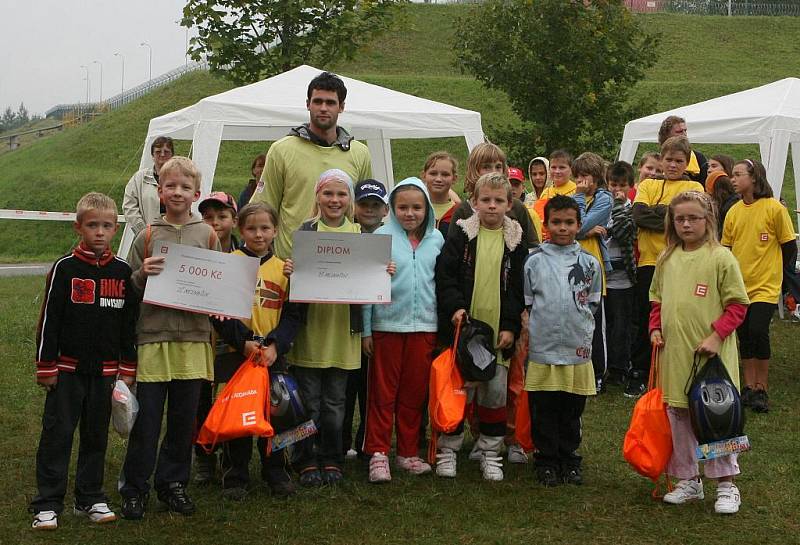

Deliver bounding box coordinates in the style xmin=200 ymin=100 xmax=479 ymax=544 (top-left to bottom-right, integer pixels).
xmin=354 ymin=179 xmax=388 ymax=204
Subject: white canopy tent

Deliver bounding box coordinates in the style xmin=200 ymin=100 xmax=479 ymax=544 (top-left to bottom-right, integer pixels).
xmin=120 ymin=64 xmax=485 ymax=256
xmin=619 ymin=77 xmax=800 ymax=225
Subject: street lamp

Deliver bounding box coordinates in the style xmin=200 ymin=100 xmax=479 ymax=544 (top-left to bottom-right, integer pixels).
xmin=140 ymin=42 xmax=152 ymax=82
xmin=176 ymin=19 xmax=188 ymax=67
xmin=92 ymin=60 xmax=103 ymax=102
xmin=114 ymin=52 xmax=125 ymax=94
xmin=80 ymin=65 xmax=90 ymax=103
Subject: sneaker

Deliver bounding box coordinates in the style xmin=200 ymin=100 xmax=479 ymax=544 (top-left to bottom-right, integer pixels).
xmin=345 ymin=448 xmax=359 ymax=460
xmin=435 ymin=448 xmax=457 ymax=478
xmin=299 ymin=467 xmax=324 ymax=488
xmin=480 ymin=451 xmax=504 ymax=481
xmin=507 ymin=444 xmax=529 ymax=464
xmin=715 ymin=482 xmax=741 ymax=514
xmin=157 ymin=482 xmax=195 ymax=516
xmin=221 ymin=486 xmax=248 ymax=501
xmin=468 ymin=443 xmax=482 ymax=461
xmin=624 ymin=373 xmax=647 ymax=398
xmin=595 ymin=377 xmax=606 ymax=394
xmin=562 ymin=467 xmax=583 ymax=485
xmin=369 ymin=453 xmax=392 ymax=483
xmin=322 ymin=466 xmax=344 ymax=485
xmin=663 ymin=478 xmax=704 ymax=504
xmin=120 ymin=493 xmax=147 ymax=520
xmin=750 ymin=389 xmax=769 ymax=413
xmin=74 ymin=502 xmax=117 ymax=524
xmin=740 ymin=386 xmax=754 ymax=407
xmin=31 ymin=510 xmax=58 ymax=530
xmin=396 ymin=455 xmax=432 ymax=475
xmin=193 ymin=452 xmax=216 ymax=485
xmin=536 ymin=467 xmax=559 ymax=487
xmin=264 ymin=468 xmax=296 ymax=498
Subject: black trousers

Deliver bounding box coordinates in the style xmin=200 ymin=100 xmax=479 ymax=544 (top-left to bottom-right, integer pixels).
xmin=591 ymin=300 xmax=607 ymax=382
xmin=220 ymin=436 xmax=289 ymax=489
xmin=292 ymin=366 xmax=348 ymax=471
xmin=630 ymin=265 xmax=656 ymax=375
xmin=342 ymin=354 xmax=367 ymax=454
xmin=528 ymin=390 xmax=586 ymax=471
xmin=605 ymin=286 xmax=634 ymax=374
xmin=120 ymin=379 xmax=202 ymax=497
xmin=30 ymin=373 xmax=115 ymax=514
xmin=194 ymin=380 xmax=215 ymax=458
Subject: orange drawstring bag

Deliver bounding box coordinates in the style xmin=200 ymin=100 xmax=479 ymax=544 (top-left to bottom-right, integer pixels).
xmin=623 ymin=346 xmax=673 ymax=497
xmin=427 ymin=322 xmax=467 ymax=464
xmin=196 ymin=350 xmax=274 ymax=453
xmin=514 ymin=386 xmax=534 ymax=452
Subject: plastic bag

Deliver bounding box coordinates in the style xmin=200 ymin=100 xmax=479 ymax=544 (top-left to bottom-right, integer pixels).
xmin=456 ymin=316 xmax=497 ymax=382
xmin=686 ymin=354 xmax=744 ymax=445
xmin=111 ymin=379 xmax=139 ymax=439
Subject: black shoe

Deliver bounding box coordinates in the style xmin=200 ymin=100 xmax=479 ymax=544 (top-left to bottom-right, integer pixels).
xmin=322 ymin=466 xmax=344 ymax=485
xmin=750 ymin=389 xmax=770 ymax=413
xmin=157 ymin=483 xmax=195 ymax=516
xmin=264 ymin=468 xmax=296 ymax=498
xmin=595 ymin=377 xmax=606 ymax=394
xmin=536 ymin=467 xmax=559 ymax=487
xmin=121 ymin=493 xmax=148 ymax=520
xmin=193 ymin=452 xmax=216 ymax=485
xmin=624 ymin=372 xmax=647 ymax=398
xmin=562 ymin=467 xmax=583 ymax=485
xmin=221 ymin=486 xmax=248 ymax=502
xmin=606 ymin=369 xmax=627 ymax=387
xmin=741 ymin=386 xmax=754 ymax=407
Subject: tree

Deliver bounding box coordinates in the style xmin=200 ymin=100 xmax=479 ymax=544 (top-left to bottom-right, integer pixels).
xmin=454 ymin=0 xmax=660 ymax=162
xmin=16 ymin=102 xmax=29 ymax=126
xmin=183 ymin=0 xmax=403 ymax=85
xmin=1 ymin=107 xmax=14 ymax=132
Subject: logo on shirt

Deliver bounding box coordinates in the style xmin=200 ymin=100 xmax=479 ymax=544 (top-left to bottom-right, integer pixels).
xmin=71 ymin=278 xmax=96 ymax=304
xmin=568 ymin=261 xmax=594 ymax=310
xmin=161 ymin=245 xmax=169 ymax=254
xmin=694 ymin=283 xmax=708 ymax=297
xmin=256 ymin=279 xmax=285 ymax=310
xmin=760 ymin=233 xmax=769 ymax=242
xmin=254 ymin=181 xmax=265 ymax=194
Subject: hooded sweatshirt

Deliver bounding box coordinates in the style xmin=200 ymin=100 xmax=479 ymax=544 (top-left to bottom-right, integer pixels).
xmin=363 ymin=178 xmax=444 ymax=336
xmin=525 ymin=156 xmax=551 ymax=205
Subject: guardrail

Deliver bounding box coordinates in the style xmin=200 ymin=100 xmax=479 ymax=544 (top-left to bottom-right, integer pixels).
xmin=625 ymin=0 xmax=800 ymax=15
xmin=0 ymin=209 xmax=126 ymax=223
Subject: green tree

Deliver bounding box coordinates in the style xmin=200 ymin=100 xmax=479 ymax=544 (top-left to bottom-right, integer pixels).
xmin=1 ymin=107 xmax=14 ymax=133
xmin=455 ymin=0 xmax=660 ymax=162
xmin=16 ymin=103 xmax=29 ymax=126
xmin=183 ymin=0 xmax=403 ymax=85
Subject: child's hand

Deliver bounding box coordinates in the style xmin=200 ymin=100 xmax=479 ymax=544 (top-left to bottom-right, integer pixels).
xmin=142 ymin=256 xmax=165 ymax=276
xmin=283 ymin=259 xmax=294 ymax=277
xmin=451 ymin=309 xmax=466 ymax=326
xmin=263 ymin=343 xmax=278 ymax=367
xmin=496 ymin=330 xmax=514 ymax=350
xmin=650 ymin=329 xmax=664 ymax=348
xmin=575 ymin=178 xmax=590 ymax=194
xmin=121 ymin=375 xmax=136 ymax=388
xmin=613 ymin=189 xmax=628 ymax=201
xmin=36 ymin=375 xmax=57 ymax=392
xmin=362 ymin=336 xmax=373 ymax=358
xmin=212 ymin=314 xmax=229 ymax=322
xmin=587 ymin=225 xmax=607 ymax=238
xmin=696 ymin=331 xmax=722 ymax=357
xmin=386 ymin=260 xmax=396 ymax=276
xmin=244 ymin=340 xmax=263 ymax=361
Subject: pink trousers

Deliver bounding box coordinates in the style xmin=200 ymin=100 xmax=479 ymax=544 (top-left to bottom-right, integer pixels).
xmin=666 ymin=407 xmax=740 ymax=480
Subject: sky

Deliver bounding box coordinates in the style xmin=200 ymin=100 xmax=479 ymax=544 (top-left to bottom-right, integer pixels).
xmin=0 ymin=0 xmax=194 ymax=116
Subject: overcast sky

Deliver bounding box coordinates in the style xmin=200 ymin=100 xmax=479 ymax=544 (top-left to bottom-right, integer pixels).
xmin=0 ymin=0 xmax=193 ymax=115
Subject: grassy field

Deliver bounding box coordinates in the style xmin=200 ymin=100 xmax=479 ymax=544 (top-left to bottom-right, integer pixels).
xmin=0 ymin=4 xmax=798 ymax=262
xmin=0 ymin=274 xmax=798 ymax=544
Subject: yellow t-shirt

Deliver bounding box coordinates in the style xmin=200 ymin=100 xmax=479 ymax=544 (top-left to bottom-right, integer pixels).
xmin=470 ymin=226 xmax=508 ymax=367
xmin=650 ymin=244 xmax=749 ymax=408
xmin=539 ymin=181 xmax=577 ymax=200
xmin=137 ymin=342 xmax=214 ymax=382
xmin=634 ymin=178 xmax=704 ymax=266
xmin=288 ymin=219 xmax=362 ymax=369
xmin=432 ymin=200 xmax=454 ymax=221
xmin=525 ymin=206 xmax=543 ymax=243
xmin=721 ymin=198 xmax=796 ymax=303
xmin=234 ymin=251 xmax=288 ymax=337
xmin=524 ymin=361 xmax=595 ymax=395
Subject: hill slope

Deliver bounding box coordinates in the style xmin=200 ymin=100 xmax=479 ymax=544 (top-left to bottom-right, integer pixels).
xmin=0 ymin=4 xmax=798 ymax=261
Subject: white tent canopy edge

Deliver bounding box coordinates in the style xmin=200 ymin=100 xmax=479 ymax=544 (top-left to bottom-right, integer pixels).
xmin=119 ymin=65 xmax=486 ymax=257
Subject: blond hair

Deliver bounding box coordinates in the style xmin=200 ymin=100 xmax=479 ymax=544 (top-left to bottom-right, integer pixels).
xmin=422 ymin=151 xmax=459 ymax=178
xmin=76 ymin=192 xmax=117 ymax=223
xmin=473 ymin=172 xmax=512 ymax=202
xmin=465 ymin=143 xmax=507 ymax=196
xmin=159 ymin=156 xmax=202 ymax=190
xmin=658 ymin=190 xmax=719 ymax=265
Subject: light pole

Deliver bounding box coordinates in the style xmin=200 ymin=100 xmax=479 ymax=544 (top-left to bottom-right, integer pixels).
xmin=93 ymin=60 xmax=103 ymax=102
xmin=80 ymin=65 xmax=90 ymax=103
xmin=114 ymin=52 xmax=125 ymax=94
xmin=176 ymin=19 xmax=188 ymax=67
xmin=140 ymin=42 xmax=152 ymax=82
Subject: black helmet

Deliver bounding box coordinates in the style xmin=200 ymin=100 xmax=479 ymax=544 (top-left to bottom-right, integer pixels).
xmin=456 ymin=316 xmax=497 ymax=382
xmin=687 ymin=355 xmax=745 ymax=444
xmin=270 ymin=372 xmax=307 ymax=432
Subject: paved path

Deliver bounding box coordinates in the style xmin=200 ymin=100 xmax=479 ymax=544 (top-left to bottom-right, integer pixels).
xmin=0 ymin=263 xmax=49 ymax=277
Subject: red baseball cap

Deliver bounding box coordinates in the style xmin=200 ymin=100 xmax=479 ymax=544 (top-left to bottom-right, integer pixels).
xmin=508 ymin=166 xmax=525 ymax=183
xmin=198 ymin=191 xmax=238 ymax=214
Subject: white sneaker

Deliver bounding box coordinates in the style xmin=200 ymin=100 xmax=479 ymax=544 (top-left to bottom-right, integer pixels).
xmin=480 ymin=451 xmax=504 ymax=481
xmin=507 ymin=444 xmax=528 ymax=464
xmin=468 ymin=443 xmax=482 ymax=461
xmin=435 ymin=448 xmax=457 ymax=478
xmin=663 ymin=479 xmax=704 ymax=504
xmin=715 ymin=482 xmax=741 ymax=514
xmin=396 ymin=456 xmax=432 ymax=475
xmin=345 ymin=448 xmax=358 ymax=460
xmin=74 ymin=502 xmax=117 ymax=524
xmin=368 ymin=453 xmax=391 ymax=483
xmin=31 ymin=510 xmax=58 ymax=530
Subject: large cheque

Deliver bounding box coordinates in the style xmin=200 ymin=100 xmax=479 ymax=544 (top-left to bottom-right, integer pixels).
xmin=290 ymin=231 xmax=391 ymax=304
xmin=143 ymin=241 xmax=259 ymax=319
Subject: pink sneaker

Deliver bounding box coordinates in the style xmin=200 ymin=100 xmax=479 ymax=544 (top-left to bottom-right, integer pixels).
xmin=369 ymin=453 xmax=391 ymax=483
xmin=396 ymin=456 xmax=432 ymax=475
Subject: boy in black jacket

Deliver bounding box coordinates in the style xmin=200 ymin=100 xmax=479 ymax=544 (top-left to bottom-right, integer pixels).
xmin=30 ymin=193 xmax=138 ymax=530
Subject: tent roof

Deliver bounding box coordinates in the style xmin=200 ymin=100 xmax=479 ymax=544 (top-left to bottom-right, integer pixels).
xmin=147 ymin=64 xmax=484 ymax=142
xmin=621 ymin=77 xmax=800 ymax=144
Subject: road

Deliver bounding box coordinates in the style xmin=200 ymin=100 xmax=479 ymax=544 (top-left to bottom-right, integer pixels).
xmin=0 ymin=263 xmax=49 ymax=277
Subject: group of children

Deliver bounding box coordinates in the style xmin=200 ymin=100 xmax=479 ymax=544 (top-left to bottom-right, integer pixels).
xmin=29 ymin=135 xmax=796 ymax=529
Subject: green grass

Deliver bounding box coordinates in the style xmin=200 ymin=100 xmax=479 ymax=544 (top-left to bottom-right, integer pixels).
xmin=0 ymin=4 xmax=799 ymax=261
xmin=1 ymin=274 xmax=798 ymax=544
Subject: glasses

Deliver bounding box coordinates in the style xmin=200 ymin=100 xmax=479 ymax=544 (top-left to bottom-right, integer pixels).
xmin=673 ymin=215 xmax=705 ymax=225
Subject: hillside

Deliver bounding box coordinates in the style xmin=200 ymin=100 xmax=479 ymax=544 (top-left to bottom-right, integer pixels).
xmin=0 ymin=4 xmax=798 ymax=261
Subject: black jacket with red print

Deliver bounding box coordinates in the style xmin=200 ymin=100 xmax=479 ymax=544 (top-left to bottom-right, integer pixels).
xmin=35 ymin=244 xmax=138 ymax=378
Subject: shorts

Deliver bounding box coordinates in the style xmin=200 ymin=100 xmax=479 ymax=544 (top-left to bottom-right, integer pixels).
xmin=736 ymin=302 xmax=775 ymax=360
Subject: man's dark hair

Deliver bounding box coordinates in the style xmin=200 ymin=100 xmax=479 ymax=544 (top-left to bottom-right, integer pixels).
xmin=150 ymin=136 xmax=174 ymax=155
xmin=544 ymin=194 xmax=581 ymax=224
xmin=307 ymin=71 xmax=347 ymax=104
xmin=607 ymin=160 xmax=635 ymax=186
